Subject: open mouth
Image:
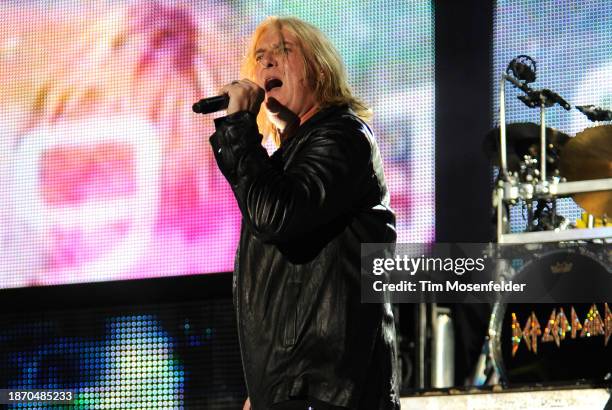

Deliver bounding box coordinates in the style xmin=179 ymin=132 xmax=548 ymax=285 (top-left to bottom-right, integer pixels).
xmin=41 ymin=143 xmax=136 ymax=205
xmin=265 ymin=78 xmax=283 ymax=92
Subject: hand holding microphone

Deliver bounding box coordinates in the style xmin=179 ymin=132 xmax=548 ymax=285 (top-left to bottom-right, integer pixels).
xmin=192 ymin=79 xmax=264 ymax=115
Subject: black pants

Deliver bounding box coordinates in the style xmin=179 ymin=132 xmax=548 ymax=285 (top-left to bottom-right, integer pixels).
xmin=270 ymin=398 xmax=348 ymax=410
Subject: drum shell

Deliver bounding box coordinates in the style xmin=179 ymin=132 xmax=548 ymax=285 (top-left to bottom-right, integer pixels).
xmin=489 ymin=248 xmax=611 ymax=385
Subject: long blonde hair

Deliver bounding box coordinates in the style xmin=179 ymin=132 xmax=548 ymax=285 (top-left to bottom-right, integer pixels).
xmin=241 ymin=16 xmax=371 ymax=145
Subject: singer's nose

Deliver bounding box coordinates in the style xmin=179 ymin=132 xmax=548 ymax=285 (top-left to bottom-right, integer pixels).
xmin=258 ymin=51 xmax=277 ymax=68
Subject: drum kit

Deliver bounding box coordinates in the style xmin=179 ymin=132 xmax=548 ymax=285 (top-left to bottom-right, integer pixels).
xmin=475 ymin=56 xmax=612 ymax=386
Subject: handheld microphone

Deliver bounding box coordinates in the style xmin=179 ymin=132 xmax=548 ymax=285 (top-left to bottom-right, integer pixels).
xmin=192 ymin=95 xmax=229 ymax=114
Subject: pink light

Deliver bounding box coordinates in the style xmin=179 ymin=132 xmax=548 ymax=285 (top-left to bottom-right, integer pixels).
xmin=40 ymin=143 xmax=136 ymax=205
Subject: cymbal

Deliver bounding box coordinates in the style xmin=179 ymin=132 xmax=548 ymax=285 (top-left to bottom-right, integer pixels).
xmin=559 ymin=125 xmax=612 ymax=217
xmin=484 ymin=123 xmax=570 ymax=172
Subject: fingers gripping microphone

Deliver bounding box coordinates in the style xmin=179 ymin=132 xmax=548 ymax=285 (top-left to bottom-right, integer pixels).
xmin=192 ymin=95 xmax=229 ymax=114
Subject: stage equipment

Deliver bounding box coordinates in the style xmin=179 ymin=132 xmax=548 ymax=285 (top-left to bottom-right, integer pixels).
xmin=484 ymin=123 xmax=570 ymax=180
xmin=494 ymin=55 xmax=611 ymax=242
xmin=431 ymin=306 xmax=455 ymax=388
xmin=474 ymin=55 xmax=612 ymax=387
xmin=576 ymin=105 xmax=612 ymax=122
xmin=486 ymin=246 xmax=611 ymax=384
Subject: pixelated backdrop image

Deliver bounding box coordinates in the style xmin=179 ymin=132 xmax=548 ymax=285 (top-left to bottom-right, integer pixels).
xmin=0 ymin=0 xmax=435 ymax=289
xmin=0 ymin=299 xmax=245 ymax=409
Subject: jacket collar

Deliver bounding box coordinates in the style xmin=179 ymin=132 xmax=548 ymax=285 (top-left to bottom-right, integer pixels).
xmin=279 ymin=104 xmax=349 ymax=147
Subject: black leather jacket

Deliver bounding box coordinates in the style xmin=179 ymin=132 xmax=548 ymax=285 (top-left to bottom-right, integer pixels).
xmin=210 ymin=105 xmax=400 ymax=410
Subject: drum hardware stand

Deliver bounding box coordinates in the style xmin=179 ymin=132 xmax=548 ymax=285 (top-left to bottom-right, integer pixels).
xmin=495 ymin=166 xmax=612 ymax=244
xmin=473 ymin=56 xmax=612 ymax=386
xmin=472 ymin=258 xmax=515 ymax=386
xmin=532 ymin=201 xmax=568 ymax=232
xmin=496 ymin=56 xmax=612 ymax=245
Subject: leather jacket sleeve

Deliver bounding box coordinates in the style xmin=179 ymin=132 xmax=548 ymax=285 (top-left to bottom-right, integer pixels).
xmin=209 ymin=110 xmax=372 ymax=243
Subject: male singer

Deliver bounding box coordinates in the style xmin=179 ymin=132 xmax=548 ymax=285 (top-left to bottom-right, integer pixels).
xmin=209 ymin=16 xmax=400 ymax=410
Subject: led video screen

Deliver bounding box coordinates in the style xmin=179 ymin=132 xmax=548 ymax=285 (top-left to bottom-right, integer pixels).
xmin=493 ymin=0 xmax=611 ymax=231
xmin=0 ymin=1 xmax=434 ymax=289
xmin=0 ymin=299 xmax=246 ymax=409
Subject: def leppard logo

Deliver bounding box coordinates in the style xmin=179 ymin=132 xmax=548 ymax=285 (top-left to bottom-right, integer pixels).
xmin=510 ymin=303 xmax=612 ymax=357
